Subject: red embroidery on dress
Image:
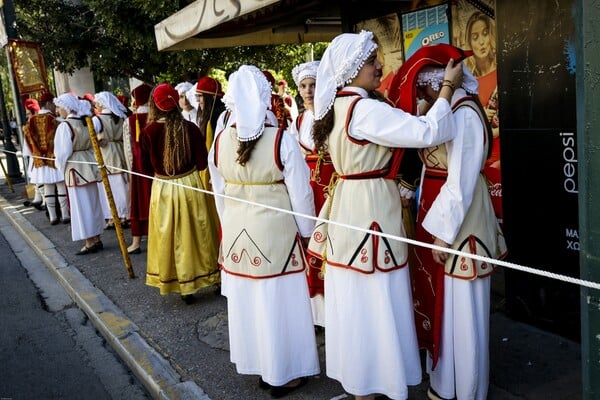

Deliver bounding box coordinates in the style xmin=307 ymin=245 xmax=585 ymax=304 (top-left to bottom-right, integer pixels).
xmin=384 ymin=250 xmax=391 ymax=264
xmin=231 ymin=249 xmax=262 ymax=267
xmin=291 ymin=253 xmax=299 ymax=267
xmin=460 ymin=257 xmax=468 ymax=271
xmin=360 ymin=248 xmax=368 ymax=263
xmin=313 ymin=231 xmax=325 ymax=243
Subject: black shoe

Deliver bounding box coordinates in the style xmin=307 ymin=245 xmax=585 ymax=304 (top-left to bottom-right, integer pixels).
xmin=104 ymin=222 xmax=115 ymax=230
xmin=50 ymin=219 xmax=59 ymax=226
xmin=127 ymin=247 xmax=141 ymax=254
xmin=76 ymin=245 xmax=98 ymax=255
xmin=33 ymin=202 xmax=46 ymax=211
xmin=270 ymin=377 xmax=308 ymax=398
xmin=61 ymin=217 xmax=70 ymax=224
xmin=181 ymin=294 xmax=196 ymax=305
xmin=258 ymin=377 xmax=271 ymax=390
xmin=93 ymin=240 xmax=104 ymax=251
xmin=427 ymin=386 xmax=456 ymax=400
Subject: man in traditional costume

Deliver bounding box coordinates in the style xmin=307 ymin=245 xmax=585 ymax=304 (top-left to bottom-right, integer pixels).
xmin=306 ymin=31 xmax=462 ymax=400
xmin=23 ymin=92 xmax=70 ymax=224
xmin=54 ymin=94 xmax=104 ymax=255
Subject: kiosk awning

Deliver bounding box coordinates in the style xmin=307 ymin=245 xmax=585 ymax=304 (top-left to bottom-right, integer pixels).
xmin=154 ymin=0 xmax=343 ymax=51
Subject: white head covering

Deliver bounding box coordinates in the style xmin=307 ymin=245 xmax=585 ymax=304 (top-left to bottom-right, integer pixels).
xmin=94 ymin=91 xmax=128 ymax=119
xmin=222 ymin=65 xmax=272 ymax=142
xmin=292 ymin=60 xmax=320 ymax=87
xmin=185 ymin=84 xmax=199 ymax=109
xmin=416 ymin=63 xmax=479 ymax=95
xmin=314 ymin=30 xmax=378 ymax=120
xmin=54 ymin=93 xmax=81 ymax=115
xmin=175 ymin=82 xmax=194 ymax=95
xmin=78 ymin=99 xmax=93 ymax=117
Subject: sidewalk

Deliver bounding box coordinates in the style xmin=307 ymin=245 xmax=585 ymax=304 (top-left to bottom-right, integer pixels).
xmin=0 ymin=145 xmax=582 ymax=400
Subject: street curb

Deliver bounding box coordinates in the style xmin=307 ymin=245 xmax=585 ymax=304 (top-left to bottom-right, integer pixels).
xmin=0 ymin=196 xmax=210 ymax=400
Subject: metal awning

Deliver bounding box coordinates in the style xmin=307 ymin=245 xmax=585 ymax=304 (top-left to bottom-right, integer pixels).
xmin=154 ymin=0 xmax=343 ymax=51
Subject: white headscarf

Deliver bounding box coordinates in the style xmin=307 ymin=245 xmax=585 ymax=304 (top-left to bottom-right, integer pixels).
xmin=54 ymin=93 xmax=81 ymax=115
xmin=314 ymin=30 xmax=378 ymax=120
xmin=222 ymin=65 xmax=272 ymax=142
xmin=292 ymin=60 xmax=320 ymax=87
xmin=78 ymin=99 xmax=93 ymax=117
xmin=416 ymin=64 xmax=479 ymax=95
xmin=175 ymin=82 xmax=193 ymax=95
xmin=94 ymin=91 xmax=128 ymax=119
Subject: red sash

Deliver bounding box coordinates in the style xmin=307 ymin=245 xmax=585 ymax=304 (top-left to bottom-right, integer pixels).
xmin=413 ymin=167 xmax=447 ymax=369
xmin=305 ymin=153 xmax=335 ymax=297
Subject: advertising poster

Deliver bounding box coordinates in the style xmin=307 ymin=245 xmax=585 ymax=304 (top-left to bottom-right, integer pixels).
xmin=7 ymin=39 xmax=48 ymax=94
xmin=451 ymin=0 xmax=502 ymax=223
xmin=401 ymin=4 xmax=450 ymax=60
xmin=355 ymin=13 xmax=403 ymax=97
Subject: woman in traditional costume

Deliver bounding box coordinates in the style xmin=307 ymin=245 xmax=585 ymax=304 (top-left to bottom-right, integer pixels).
xmin=306 ymin=31 xmax=462 ymax=400
xmin=140 ymin=83 xmax=220 ymax=302
xmin=208 ymin=65 xmax=319 ymax=398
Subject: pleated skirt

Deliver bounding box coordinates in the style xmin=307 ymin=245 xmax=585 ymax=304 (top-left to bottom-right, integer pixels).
xmin=145 ymin=171 xmax=220 ymax=295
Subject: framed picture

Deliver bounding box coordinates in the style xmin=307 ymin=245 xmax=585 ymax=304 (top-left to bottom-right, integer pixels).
xmin=7 ymin=39 xmax=48 ymax=94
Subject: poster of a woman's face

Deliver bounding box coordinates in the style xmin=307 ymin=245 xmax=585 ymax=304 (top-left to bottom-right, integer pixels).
xmin=465 ymin=11 xmax=497 ymax=76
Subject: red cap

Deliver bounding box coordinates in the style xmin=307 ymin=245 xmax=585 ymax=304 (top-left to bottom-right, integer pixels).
xmin=82 ymin=93 xmax=95 ymax=103
xmin=131 ymin=83 xmax=152 ymax=107
xmin=262 ymin=70 xmax=276 ymax=87
xmin=388 ymin=43 xmax=472 ymax=114
xmin=153 ymin=83 xmax=179 ymax=112
xmin=39 ymin=91 xmax=54 ymax=103
xmin=24 ymin=98 xmax=40 ymax=113
xmin=196 ymin=76 xmax=224 ymax=97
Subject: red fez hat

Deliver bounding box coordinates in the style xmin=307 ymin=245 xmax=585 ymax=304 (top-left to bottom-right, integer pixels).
xmin=262 ymin=70 xmax=276 ymax=87
xmin=196 ymin=76 xmax=224 ymax=97
xmin=24 ymin=98 xmax=40 ymax=113
xmin=131 ymin=83 xmax=152 ymax=107
xmin=39 ymin=91 xmax=54 ymax=103
xmin=153 ymin=83 xmax=179 ymax=112
xmin=388 ymin=44 xmax=472 ymax=114
xmin=82 ymin=93 xmax=95 ymax=103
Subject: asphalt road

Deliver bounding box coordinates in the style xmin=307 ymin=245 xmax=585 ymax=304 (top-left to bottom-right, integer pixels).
xmin=0 ymin=210 xmax=149 ymax=400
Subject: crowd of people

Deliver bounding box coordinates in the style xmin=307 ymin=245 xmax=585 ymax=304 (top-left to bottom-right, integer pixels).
xmin=18 ymin=30 xmax=506 ymax=400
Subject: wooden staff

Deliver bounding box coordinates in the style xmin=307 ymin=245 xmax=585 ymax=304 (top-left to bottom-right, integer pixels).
xmin=0 ymin=152 xmax=14 ymax=192
xmin=85 ymin=116 xmax=134 ymax=278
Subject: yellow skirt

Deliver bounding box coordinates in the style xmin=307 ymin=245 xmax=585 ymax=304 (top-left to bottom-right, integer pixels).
xmin=146 ymin=170 xmax=220 ymax=295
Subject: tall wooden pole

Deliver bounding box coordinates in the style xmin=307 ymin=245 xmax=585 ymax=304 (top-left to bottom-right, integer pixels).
xmin=85 ymin=116 xmax=134 ymax=279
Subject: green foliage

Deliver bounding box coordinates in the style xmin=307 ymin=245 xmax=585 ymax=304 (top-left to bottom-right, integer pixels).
xmin=13 ymin=0 xmax=329 ymax=86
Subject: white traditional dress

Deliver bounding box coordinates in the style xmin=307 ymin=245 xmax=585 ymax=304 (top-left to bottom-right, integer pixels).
xmin=54 ymin=115 xmax=104 ymax=241
xmin=307 ymin=86 xmax=456 ymax=400
xmin=209 ymin=124 xmax=319 ymax=386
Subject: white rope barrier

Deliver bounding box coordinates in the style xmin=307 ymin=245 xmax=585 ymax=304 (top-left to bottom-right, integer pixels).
xmin=6 ymin=148 xmax=600 ymax=291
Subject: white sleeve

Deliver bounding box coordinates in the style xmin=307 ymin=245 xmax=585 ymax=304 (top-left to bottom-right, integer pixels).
xmin=422 ymin=105 xmax=485 ymax=244
xmin=92 ymin=115 xmax=102 ymax=133
xmin=280 ymin=132 xmax=315 ymax=237
xmin=349 ymin=97 xmax=456 ymax=148
xmin=207 ymin=129 xmax=225 ymax=220
xmin=122 ymin=118 xmax=133 ymax=172
xmin=53 ymin=123 xmax=73 ymax=175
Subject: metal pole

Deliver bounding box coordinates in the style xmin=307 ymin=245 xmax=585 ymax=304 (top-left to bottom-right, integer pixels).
xmin=0 ymin=67 xmax=21 ymax=181
xmin=2 ymin=0 xmax=26 ymax=182
xmin=576 ymin=1 xmax=600 ymax=399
